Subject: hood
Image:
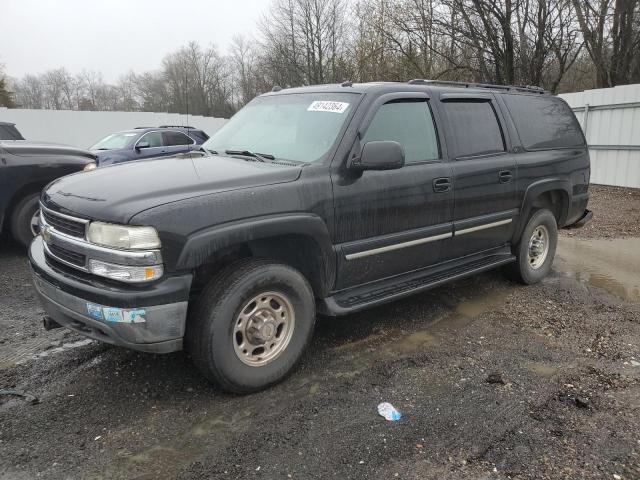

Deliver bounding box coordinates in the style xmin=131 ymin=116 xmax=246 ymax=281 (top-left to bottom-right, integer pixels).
xmin=42 ymin=153 xmax=302 ymax=223
xmin=1 ymin=140 xmax=96 ymax=160
xmin=90 ymin=148 xmax=127 ymax=165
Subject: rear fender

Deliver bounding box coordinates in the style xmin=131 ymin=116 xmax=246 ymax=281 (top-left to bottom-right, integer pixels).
xmin=513 ymin=178 xmax=571 ymax=243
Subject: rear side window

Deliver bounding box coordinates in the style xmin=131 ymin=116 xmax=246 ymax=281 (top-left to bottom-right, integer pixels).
xmin=442 ymin=101 xmax=505 ymax=158
xmin=503 ymin=95 xmax=585 ymax=150
xmin=0 ymin=124 xmax=24 ymax=140
xmin=362 ymin=100 xmax=439 ymax=163
xmin=163 ymin=131 xmax=194 ymax=146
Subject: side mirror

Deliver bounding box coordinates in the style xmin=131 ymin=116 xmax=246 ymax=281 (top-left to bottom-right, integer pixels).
xmin=349 ymin=140 xmax=405 ymax=172
xmin=136 ymin=141 xmax=150 ymax=150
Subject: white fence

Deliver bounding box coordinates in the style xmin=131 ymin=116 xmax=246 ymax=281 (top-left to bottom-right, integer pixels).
xmin=559 ymin=85 xmax=640 ymax=188
xmin=0 ymin=108 xmax=227 ymax=150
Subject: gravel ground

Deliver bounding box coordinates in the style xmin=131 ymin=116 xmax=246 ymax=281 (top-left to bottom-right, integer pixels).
xmin=1 ymin=187 xmax=639 ymax=480
xmin=563 ymin=184 xmax=640 ymax=239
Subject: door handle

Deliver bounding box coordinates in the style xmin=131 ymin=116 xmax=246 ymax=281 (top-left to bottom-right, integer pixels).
xmin=433 ymin=177 xmax=452 ymax=192
xmin=499 ymin=170 xmax=513 ymax=183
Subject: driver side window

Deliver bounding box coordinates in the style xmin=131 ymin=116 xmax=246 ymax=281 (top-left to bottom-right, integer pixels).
xmin=362 ymin=100 xmax=440 ymax=163
xmin=139 ymin=131 xmax=163 ymax=148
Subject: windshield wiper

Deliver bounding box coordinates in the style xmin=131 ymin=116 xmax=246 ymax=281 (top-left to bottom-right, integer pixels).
xmin=225 ymin=149 xmax=275 ymax=162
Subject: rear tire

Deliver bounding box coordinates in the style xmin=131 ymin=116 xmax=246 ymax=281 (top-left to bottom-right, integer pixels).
xmin=187 ymin=259 xmax=315 ymax=393
xmin=10 ymin=193 xmax=41 ymax=247
xmin=511 ymin=209 xmax=558 ymax=284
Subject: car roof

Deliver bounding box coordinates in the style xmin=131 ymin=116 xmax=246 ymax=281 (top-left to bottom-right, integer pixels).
xmin=262 ymin=81 xmax=550 ymax=98
xmin=112 ymin=127 xmax=204 ymax=135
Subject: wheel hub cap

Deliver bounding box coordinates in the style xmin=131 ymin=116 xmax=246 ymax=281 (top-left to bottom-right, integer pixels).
xmin=246 ymin=313 xmax=277 ymax=344
xmin=233 ymin=292 xmax=295 ymax=367
xmin=527 ymin=225 xmax=550 ymax=269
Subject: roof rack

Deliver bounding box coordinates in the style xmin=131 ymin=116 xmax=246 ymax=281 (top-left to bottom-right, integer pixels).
xmin=134 ymin=126 xmax=152 ymax=129
xmin=407 ymin=79 xmax=548 ymax=94
xmin=158 ymin=125 xmax=196 ymax=129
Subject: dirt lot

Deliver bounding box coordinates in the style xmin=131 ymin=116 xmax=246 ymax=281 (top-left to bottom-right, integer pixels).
xmin=1 ymin=186 xmax=639 ymax=480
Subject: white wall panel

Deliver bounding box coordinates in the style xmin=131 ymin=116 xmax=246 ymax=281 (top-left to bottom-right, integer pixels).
xmin=560 ymin=84 xmax=640 ymax=188
xmin=0 ymin=108 xmax=227 ymax=149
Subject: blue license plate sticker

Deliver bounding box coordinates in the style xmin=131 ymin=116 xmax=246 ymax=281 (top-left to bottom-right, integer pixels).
xmin=86 ymin=303 xmax=104 ymax=320
xmin=122 ymin=309 xmax=146 ymax=324
xmin=87 ymin=303 xmax=146 ymax=323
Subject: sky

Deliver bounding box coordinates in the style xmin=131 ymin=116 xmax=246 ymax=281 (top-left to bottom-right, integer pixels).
xmin=0 ymin=0 xmax=272 ymax=82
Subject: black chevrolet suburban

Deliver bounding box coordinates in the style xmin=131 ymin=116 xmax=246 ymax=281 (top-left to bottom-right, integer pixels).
xmin=30 ymin=81 xmax=592 ymax=392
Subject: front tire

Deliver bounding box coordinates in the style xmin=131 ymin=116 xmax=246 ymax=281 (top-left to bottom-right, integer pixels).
xmin=187 ymin=259 xmax=316 ymax=393
xmin=10 ymin=193 xmax=41 ymax=247
xmin=512 ymin=209 xmax=558 ymax=284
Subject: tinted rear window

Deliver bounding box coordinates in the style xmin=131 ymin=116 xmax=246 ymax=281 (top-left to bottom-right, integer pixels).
xmin=163 ymin=131 xmax=193 ymax=146
xmin=503 ymin=95 xmax=585 ymax=150
xmin=442 ymin=101 xmax=505 ymax=158
xmin=0 ymin=124 xmax=24 ymax=140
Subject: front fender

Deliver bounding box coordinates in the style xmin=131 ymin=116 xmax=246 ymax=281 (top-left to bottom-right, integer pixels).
xmin=176 ymin=213 xmax=336 ymax=289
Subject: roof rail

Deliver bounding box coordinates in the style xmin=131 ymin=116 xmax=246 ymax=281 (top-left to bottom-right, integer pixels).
xmin=134 ymin=126 xmax=152 ymax=129
xmin=407 ymin=79 xmax=547 ymax=94
xmin=158 ymin=125 xmax=196 ymax=129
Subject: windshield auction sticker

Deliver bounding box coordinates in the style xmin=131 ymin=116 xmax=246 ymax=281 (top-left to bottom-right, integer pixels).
xmin=307 ymin=101 xmax=350 ymax=113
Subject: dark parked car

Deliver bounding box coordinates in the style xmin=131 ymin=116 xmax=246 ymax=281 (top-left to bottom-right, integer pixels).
xmin=30 ymin=80 xmax=591 ymax=393
xmin=0 ymin=122 xmax=25 ymax=140
xmin=90 ymin=126 xmax=209 ymax=166
xmin=0 ymin=140 xmax=96 ymax=246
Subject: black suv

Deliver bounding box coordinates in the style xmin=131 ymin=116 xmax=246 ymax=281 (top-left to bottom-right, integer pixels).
xmin=29 ymin=81 xmax=591 ymax=393
xmin=1 ymin=138 xmax=96 ymax=246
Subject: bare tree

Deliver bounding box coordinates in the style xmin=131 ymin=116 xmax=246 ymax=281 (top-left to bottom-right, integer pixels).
xmin=572 ymin=0 xmax=640 ymax=87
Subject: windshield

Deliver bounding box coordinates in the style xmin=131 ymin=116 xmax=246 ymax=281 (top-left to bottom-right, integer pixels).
xmin=202 ymin=93 xmax=358 ymax=163
xmin=90 ymin=131 xmax=141 ymax=150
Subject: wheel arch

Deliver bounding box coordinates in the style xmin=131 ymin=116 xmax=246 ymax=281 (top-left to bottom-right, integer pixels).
xmin=4 ymin=182 xmax=46 ymax=234
xmin=513 ymin=179 xmax=571 ymax=244
xmin=178 ymin=214 xmax=336 ymax=298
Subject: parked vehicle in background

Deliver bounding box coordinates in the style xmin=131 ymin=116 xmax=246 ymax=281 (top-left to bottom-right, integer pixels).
xmin=0 ymin=122 xmax=25 ymax=140
xmin=30 ymin=80 xmax=591 ymax=393
xmin=0 ymin=141 xmax=96 ymax=246
xmin=90 ymin=126 xmax=209 ymax=166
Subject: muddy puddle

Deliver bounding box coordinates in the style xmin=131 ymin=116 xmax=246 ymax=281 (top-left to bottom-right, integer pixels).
xmin=556 ymin=236 xmax=640 ymax=302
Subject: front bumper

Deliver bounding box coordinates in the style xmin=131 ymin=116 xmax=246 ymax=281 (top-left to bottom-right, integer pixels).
xmin=29 ymin=236 xmax=190 ymax=353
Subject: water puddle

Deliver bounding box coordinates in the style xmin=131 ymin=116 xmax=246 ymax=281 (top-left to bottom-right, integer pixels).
xmin=454 ymin=287 xmax=508 ymax=318
xmin=556 ymin=237 xmax=640 ymax=302
xmin=525 ymin=362 xmax=558 ymax=378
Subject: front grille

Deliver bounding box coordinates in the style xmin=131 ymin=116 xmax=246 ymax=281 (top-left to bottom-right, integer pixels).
xmin=47 ymin=243 xmax=87 ymax=267
xmin=42 ymin=209 xmax=86 ymax=238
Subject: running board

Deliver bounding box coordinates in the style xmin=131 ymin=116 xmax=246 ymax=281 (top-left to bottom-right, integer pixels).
xmin=320 ymin=252 xmax=515 ymax=316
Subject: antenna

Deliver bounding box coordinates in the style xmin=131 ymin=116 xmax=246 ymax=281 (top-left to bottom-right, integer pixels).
xmin=184 ymin=71 xmax=191 ymax=151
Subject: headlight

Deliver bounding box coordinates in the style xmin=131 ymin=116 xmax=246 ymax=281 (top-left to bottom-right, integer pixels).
xmin=83 ymin=162 xmax=97 ymax=171
xmin=88 ymin=259 xmax=163 ymax=282
xmin=87 ymin=222 xmax=161 ymax=250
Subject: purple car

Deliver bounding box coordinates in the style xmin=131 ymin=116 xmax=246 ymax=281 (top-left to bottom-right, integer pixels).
xmin=90 ymin=126 xmax=209 ymax=166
